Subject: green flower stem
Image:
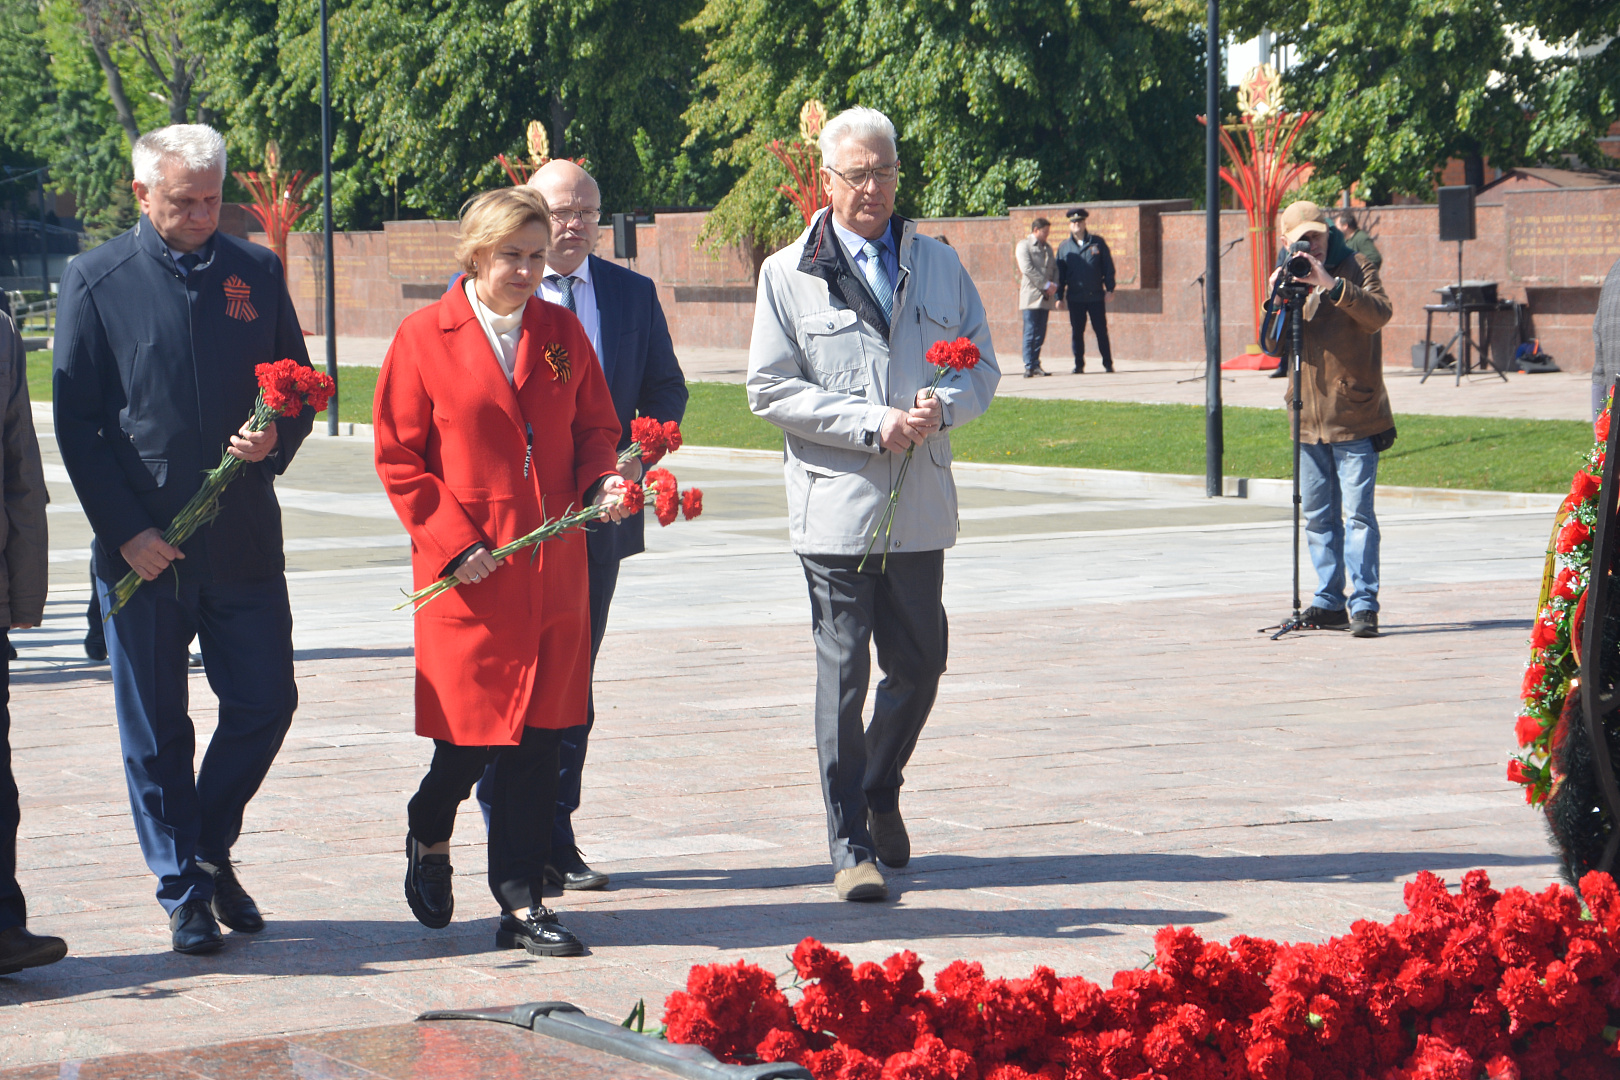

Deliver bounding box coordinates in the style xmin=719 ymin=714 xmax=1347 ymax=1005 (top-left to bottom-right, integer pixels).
xmin=105 ymin=397 xmax=281 ymax=618
xmin=858 ymin=365 xmax=950 ymax=573
xmin=396 ymin=500 xmax=611 ymax=613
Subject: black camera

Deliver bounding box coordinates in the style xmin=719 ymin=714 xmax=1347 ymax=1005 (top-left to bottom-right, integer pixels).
xmin=1285 ymin=240 xmax=1313 ymax=279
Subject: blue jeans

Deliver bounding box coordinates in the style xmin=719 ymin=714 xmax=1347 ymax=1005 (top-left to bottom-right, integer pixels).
xmin=1300 ymin=439 xmax=1380 ymax=614
xmin=1021 ymin=309 xmax=1049 ymax=371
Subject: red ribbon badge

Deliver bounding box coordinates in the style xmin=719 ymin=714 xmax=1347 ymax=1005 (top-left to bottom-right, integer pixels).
xmin=223 ymin=275 xmax=258 ymax=322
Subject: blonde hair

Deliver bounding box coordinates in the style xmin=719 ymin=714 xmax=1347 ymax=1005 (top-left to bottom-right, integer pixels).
xmin=454 ymin=187 xmax=551 ymax=274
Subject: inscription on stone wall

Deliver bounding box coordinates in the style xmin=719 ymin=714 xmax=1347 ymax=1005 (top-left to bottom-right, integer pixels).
xmin=386 ymin=227 xmax=458 ymax=282
xmin=1507 ymin=188 xmax=1620 ymax=286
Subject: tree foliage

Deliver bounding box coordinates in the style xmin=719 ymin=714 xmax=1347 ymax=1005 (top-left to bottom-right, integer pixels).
xmin=688 ymin=0 xmax=1209 ymax=249
xmin=1194 ymin=0 xmax=1617 ymax=202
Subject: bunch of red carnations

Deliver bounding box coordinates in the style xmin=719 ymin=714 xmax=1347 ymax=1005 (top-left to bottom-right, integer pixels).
xmin=398 ymin=417 xmax=702 ymax=612
xmin=107 ymin=358 xmax=334 ymax=616
xmin=1510 ymin=397 xmax=1611 ymax=805
xmin=663 ymin=869 xmax=1620 ymax=1080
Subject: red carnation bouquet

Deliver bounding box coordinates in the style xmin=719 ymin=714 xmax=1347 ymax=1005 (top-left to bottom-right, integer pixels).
xmin=1511 ymin=393 xmax=1611 ymax=804
xmin=106 ymin=359 xmax=334 ymax=616
xmin=662 ymin=869 xmax=1620 ymax=1079
xmin=620 ymin=416 xmax=685 ymax=469
xmin=859 ymin=337 xmax=981 ymax=571
xmin=399 ymin=419 xmax=703 ymax=613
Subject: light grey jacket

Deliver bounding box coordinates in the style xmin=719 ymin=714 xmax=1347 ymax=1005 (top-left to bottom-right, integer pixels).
xmin=0 ymin=315 xmax=46 ymax=627
xmin=1016 ymin=235 xmax=1057 ymax=310
xmin=747 ymin=210 xmax=1000 ymax=556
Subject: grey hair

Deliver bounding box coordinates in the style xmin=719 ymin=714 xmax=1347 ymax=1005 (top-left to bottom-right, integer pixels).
xmin=132 ymin=124 xmax=227 ymax=187
xmin=818 ymin=107 xmax=897 ymax=166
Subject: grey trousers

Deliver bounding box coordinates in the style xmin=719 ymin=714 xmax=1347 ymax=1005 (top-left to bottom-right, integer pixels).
xmin=800 ymin=551 xmax=948 ymax=870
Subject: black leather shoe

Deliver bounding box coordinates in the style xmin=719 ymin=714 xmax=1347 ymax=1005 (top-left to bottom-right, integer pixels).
xmin=84 ymin=636 xmax=106 ymax=662
xmin=0 ymin=926 xmax=67 ymax=974
xmin=544 ymin=845 xmax=609 ymax=891
xmin=1072 ymin=366 xmax=1084 ymax=374
xmin=196 ymin=858 xmax=264 ymax=933
xmin=170 ymin=899 xmax=224 ymax=955
xmin=405 ymin=834 xmax=453 ymax=929
xmin=495 ymin=906 xmax=584 ymax=956
xmin=869 ymin=809 xmax=911 ymax=868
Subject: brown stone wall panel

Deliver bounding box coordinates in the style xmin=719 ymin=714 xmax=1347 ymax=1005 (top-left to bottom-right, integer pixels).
xmin=1507 ymin=187 xmax=1620 ymax=289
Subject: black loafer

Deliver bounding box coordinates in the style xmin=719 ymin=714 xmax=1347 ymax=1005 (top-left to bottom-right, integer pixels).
xmin=495 ymin=906 xmax=584 ymax=956
xmin=405 ymin=834 xmax=453 ymax=929
xmin=0 ymin=926 xmax=67 ymax=975
xmin=84 ymin=637 xmax=106 ymax=662
xmin=196 ymin=858 xmax=264 ymax=933
xmin=543 ymin=845 xmax=609 ymax=891
xmin=170 ymin=899 xmax=224 ymax=955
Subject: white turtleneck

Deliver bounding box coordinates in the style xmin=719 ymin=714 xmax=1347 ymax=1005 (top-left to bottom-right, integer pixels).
xmin=464 ymin=278 xmax=523 ymax=383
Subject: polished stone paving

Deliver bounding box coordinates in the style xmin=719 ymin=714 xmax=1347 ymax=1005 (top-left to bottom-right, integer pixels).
xmin=0 ymin=412 xmax=1558 ymax=1069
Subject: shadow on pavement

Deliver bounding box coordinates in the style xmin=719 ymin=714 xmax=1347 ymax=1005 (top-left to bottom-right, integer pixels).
xmin=616 ymin=849 xmax=1559 ymax=894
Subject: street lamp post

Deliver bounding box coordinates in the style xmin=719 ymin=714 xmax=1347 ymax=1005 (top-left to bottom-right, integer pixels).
xmin=1204 ymin=0 xmax=1223 ymax=497
xmin=320 ymin=0 xmax=338 ymax=435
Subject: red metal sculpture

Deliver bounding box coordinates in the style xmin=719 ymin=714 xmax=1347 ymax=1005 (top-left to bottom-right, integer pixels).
xmin=232 ymin=140 xmax=312 ymax=268
xmin=1200 ymin=66 xmax=1317 ymax=364
xmin=769 ymin=100 xmax=830 ymax=225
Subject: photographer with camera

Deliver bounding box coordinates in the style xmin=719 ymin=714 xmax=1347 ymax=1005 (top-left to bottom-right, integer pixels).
xmin=1269 ymin=201 xmax=1393 ymax=638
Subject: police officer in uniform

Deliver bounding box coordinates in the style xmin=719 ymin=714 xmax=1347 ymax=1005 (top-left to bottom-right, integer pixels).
xmin=53 ymin=125 xmax=315 ymax=955
xmin=1055 ymin=207 xmax=1116 ymax=373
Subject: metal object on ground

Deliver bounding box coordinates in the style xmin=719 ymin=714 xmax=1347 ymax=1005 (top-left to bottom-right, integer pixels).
xmin=418 ymin=1002 xmax=813 ymax=1080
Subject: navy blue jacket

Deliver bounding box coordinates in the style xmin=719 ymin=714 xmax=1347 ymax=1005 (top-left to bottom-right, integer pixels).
xmin=579 ymin=255 xmax=687 ymax=564
xmin=1056 ymin=233 xmax=1116 ymax=302
xmin=53 ymin=216 xmax=314 ymax=584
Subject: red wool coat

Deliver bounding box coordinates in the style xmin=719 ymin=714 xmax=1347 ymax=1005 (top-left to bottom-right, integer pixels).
xmin=374 ymin=287 xmax=621 ymax=746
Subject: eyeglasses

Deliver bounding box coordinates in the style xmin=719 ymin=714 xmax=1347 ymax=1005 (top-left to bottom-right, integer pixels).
xmin=552 ymin=208 xmax=600 ymax=227
xmin=824 ymin=163 xmax=900 ymax=189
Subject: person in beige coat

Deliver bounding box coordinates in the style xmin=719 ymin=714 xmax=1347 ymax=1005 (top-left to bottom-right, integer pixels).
xmin=747 ymin=106 xmax=999 ymax=903
xmin=1015 ymin=219 xmax=1058 ymax=377
xmin=0 ymin=312 xmax=65 ymax=975
xmin=1271 ymin=200 xmax=1393 ymax=639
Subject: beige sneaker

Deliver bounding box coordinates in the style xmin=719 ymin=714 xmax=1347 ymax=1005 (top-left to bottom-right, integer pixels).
xmin=869 ymin=809 xmax=910 ymax=868
xmin=833 ymin=861 xmax=888 ymax=902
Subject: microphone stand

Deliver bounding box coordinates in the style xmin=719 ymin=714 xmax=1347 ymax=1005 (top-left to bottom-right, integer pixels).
xmin=1178 ymin=236 xmax=1244 ymax=385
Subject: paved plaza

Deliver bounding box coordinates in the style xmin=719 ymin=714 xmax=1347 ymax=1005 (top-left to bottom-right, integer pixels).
xmin=0 ymin=404 xmax=1567 ymax=1069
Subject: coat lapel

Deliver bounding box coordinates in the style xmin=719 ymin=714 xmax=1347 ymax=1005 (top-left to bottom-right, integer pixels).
xmin=441 ymin=284 xmax=526 ymax=436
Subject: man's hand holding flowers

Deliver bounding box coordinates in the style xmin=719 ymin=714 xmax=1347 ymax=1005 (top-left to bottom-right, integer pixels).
xmin=594 ymin=474 xmax=633 ymax=523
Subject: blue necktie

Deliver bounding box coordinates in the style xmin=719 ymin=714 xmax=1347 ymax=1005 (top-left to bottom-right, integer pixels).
xmin=177 ymin=252 xmax=202 ymax=276
xmin=548 ymin=274 xmax=578 ymax=313
xmin=862 ymin=241 xmax=893 ymax=322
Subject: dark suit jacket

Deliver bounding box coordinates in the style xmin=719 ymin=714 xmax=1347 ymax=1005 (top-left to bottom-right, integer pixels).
xmin=53 ymin=216 xmax=315 ymax=584
xmin=582 ymin=255 xmax=687 ymax=564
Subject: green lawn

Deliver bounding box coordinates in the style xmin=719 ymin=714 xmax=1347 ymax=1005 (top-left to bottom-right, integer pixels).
xmin=682 ymin=381 xmax=1592 ymax=494
xmin=24 ymin=361 xmax=1592 ymax=493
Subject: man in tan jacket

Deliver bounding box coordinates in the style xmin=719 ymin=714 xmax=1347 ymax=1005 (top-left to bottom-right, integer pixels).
xmin=1015 ymin=218 xmax=1058 ymax=377
xmin=1274 ymin=200 xmax=1394 ymax=638
xmin=0 ymin=312 xmax=65 ymax=974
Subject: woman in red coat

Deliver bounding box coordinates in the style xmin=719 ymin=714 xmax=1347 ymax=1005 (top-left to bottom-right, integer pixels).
xmin=374 ymin=186 xmax=626 ymax=956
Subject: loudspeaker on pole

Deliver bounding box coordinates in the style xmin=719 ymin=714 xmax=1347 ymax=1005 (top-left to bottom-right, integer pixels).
xmin=1438 ymin=185 xmax=1476 ymax=242
xmin=613 ymin=213 xmax=637 ymax=260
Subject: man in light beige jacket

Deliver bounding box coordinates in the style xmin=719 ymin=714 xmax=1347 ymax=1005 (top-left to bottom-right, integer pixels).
xmin=1015 ymin=218 xmax=1058 ymax=377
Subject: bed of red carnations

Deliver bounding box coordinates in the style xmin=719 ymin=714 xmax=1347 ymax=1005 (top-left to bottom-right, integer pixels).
xmin=661 ymin=870 xmax=1620 ymax=1079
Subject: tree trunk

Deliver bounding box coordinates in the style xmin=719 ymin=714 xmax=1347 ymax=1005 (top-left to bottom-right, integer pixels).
xmin=549 ymin=92 xmax=575 ymax=159
xmin=87 ymin=33 xmax=141 ymax=147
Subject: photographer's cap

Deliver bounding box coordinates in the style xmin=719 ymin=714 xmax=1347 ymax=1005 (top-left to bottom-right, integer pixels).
xmin=1281 ymin=201 xmax=1328 ymax=243
xmin=1065 ymin=207 xmax=1089 ymax=221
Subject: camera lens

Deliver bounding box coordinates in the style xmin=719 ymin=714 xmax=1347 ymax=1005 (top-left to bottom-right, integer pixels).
xmin=1287 ymin=254 xmax=1312 ymax=277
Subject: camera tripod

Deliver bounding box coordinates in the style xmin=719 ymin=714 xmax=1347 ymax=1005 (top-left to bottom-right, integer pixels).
xmin=1257 ymin=282 xmax=1322 ymax=640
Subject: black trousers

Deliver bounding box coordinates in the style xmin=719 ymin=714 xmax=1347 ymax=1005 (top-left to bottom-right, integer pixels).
xmin=408 ymin=725 xmax=562 ymax=912
xmin=800 ymin=551 xmax=948 ymax=870
xmin=0 ymin=634 xmax=22 ymax=931
xmin=1068 ymin=299 xmax=1112 ymax=369
xmin=477 ymin=554 xmax=619 ymax=855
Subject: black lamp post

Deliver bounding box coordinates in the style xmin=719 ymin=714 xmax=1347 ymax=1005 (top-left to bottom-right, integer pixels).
xmin=320 ymin=0 xmax=338 ymax=435
xmin=1204 ymin=0 xmax=1223 ymax=497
